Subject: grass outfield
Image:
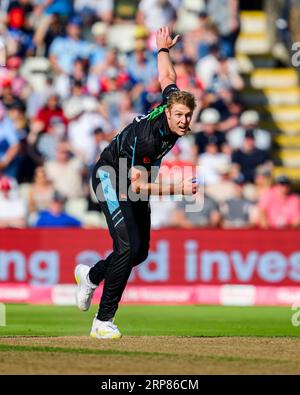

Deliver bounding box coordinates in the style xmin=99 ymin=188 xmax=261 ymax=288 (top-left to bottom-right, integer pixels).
xmin=0 ymin=304 xmax=299 ymax=337
xmin=1 ymin=304 xmax=300 ymax=374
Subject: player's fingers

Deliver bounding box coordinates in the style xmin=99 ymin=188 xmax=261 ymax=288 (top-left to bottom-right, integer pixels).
xmin=172 ymin=34 xmax=180 ymax=46
xmin=183 ymin=176 xmax=193 ymax=182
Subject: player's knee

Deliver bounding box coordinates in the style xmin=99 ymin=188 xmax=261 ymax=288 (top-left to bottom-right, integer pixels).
xmin=138 ymin=247 xmax=149 ymax=263
xmin=132 ymin=246 xmax=149 ymax=267
xmin=129 ymin=244 xmax=141 ymax=264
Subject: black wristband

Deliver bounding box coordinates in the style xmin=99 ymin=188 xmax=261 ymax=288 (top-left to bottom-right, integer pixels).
xmin=158 ymin=48 xmax=169 ymax=54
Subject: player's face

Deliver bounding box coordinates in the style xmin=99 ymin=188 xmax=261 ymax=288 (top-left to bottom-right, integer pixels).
xmin=165 ymin=103 xmax=193 ymax=136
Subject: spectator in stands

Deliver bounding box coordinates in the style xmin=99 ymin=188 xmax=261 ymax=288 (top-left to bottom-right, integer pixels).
xmin=231 ymin=129 xmax=270 ymax=183
xmin=68 ymin=97 xmax=112 ymax=166
xmin=55 ymin=57 xmax=89 ymax=100
xmin=88 ymin=47 xmax=120 ymax=91
xmin=136 ymin=0 xmax=177 ymax=36
xmin=7 ymin=100 xmax=28 ymax=139
xmin=89 ymin=127 xmax=110 ymax=166
xmin=126 ymin=39 xmax=157 ymax=87
xmin=27 ymin=116 xmax=57 ymax=162
xmin=185 ymin=11 xmax=219 ymax=61
xmin=2 ymin=56 xmax=29 ymax=99
xmin=212 ymin=54 xmax=244 ymax=92
xmin=150 ymin=195 xmax=177 ymax=229
xmin=89 ymin=22 xmax=109 ymax=75
xmin=74 ymin=0 xmax=113 ymax=24
xmin=118 ymin=91 xmax=140 ymax=130
xmin=220 ymin=174 xmax=254 ymax=228
xmin=33 ymin=0 xmax=73 ymax=54
xmin=63 ymin=80 xmax=86 ymax=120
xmin=27 ymin=165 xmax=54 ymax=214
xmin=205 ymin=163 xmax=236 ymax=204
xmin=206 ymin=0 xmax=240 ymax=58
xmin=0 ymin=176 xmax=26 ymax=228
xmin=99 ymin=67 xmax=130 ymax=130
xmin=44 ymin=141 xmax=84 ymax=199
xmin=174 ymin=55 xmax=204 ymax=96
xmin=6 ymin=99 xmax=37 ymax=183
xmin=243 ymin=164 xmax=273 ymax=202
xmin=197 ymin=135 xmax=231 ymax=185
xmin=258 ymin=175 xmax=300 ymax=229
xmin=4 ymin=0 xmax=35 ymax=57
xmin=34 ymin=190 xmax=81 ymax=228
xmin=171 ymin=190 xmax=220 ymax=228
xmin=0 ymin=77 xmax=24 ymax=109
xmin=26 ymin=75 xmax=56 ymax=119
xmin=34 ymin=12 xmax=65 ymax=57
xmin=36 ymin=93 xmax=67 ymax=133
xmin=227 ymin=110 xmax=272 ymax=151
xmin=193 ymin=108 xmax=226 ymax=157
xmin=196 ymin=43 xmax=242 ymax=91
xmin=0 ymin=103 xmax=20 ymax=178
xmin=49 ymin=16 xmax=92 ymax=75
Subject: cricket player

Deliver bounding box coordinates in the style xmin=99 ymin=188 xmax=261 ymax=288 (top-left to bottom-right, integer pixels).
xmin=75 ymin=26 xmax=197 ymax=338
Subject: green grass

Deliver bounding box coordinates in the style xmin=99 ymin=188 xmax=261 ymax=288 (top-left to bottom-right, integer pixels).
xmin=0 ymin=304 xmax=299 ymax=337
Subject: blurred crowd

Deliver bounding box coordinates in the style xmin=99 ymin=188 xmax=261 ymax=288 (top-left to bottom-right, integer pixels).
xmin=0 ymin=0 xmax=300 ymax=230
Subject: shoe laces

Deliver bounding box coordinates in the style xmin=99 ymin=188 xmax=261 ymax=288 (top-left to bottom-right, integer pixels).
xmin=107 ymin=321 xmax=118 ymax=330
xmin=100 ymin=320 xmax=118 ymax=331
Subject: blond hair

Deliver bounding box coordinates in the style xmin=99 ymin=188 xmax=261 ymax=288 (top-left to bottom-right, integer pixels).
xmin=167 ymin=90 xmax=196 ymax=112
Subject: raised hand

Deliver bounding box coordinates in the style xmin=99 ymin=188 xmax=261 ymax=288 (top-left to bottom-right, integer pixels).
xmin=156 ymin=26 xmax=180 ymax=50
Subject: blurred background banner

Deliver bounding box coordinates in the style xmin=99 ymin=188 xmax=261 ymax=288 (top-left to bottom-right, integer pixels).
xmin=0 ymin=228 xmax=300 ymax=287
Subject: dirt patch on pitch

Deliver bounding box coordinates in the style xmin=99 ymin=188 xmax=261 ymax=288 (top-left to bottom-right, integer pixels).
xmin=0 ymin=336 xmax=300 ymax=374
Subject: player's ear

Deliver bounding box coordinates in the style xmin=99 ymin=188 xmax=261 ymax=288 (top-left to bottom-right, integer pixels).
xmin=165 ymin=107 xmax=171 ymax=120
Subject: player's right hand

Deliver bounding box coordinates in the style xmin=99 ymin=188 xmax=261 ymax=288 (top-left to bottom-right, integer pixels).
xmin=178 ymin=177 xmax=198 ymax=195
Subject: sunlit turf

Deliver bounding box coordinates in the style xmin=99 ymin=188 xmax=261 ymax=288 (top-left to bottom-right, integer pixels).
xmin=0 ymin=304 xmax=299 ymax=337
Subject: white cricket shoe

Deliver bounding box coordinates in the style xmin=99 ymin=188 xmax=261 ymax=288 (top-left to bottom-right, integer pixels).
xmin=90 ymin=317 xmax=122 ymax=339
xmin=74 ymin=264 xmax=97 ymax=311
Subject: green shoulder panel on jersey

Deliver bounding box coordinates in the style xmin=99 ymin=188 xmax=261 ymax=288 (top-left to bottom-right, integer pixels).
xmin=148 ymin=104 xmax=167 ymax=121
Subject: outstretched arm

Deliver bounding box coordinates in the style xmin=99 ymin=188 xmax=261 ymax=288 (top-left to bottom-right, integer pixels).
xmin=156 ymin=26 xmax=180 ymax=92
xmin=131 ymin=167 xmax=197 ymax=196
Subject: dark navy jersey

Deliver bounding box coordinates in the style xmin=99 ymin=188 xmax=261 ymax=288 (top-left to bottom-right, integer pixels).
xmin=96 ymin=84 xmax=180 ymax=175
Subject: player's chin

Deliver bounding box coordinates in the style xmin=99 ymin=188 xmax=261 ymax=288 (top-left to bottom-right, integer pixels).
xmin=176 ymin=128 xmax=188 ymax=136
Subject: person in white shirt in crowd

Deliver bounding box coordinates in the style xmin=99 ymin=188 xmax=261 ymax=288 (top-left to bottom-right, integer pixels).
xmin=192 ymin=108 xmax=226 ymax=162
xmin=150 ymin=195 xmax=177 ymax=229
xmin=136 ymin=0 xmax=179 ymax=50
xmin=0 ymin=176 xmax=27 ymax=228
xmin=197 ymin=134 xmax=231 ymax=186
xmin=196 ymin=43 xmax=243 ymax=91
xmin=227 ymin=110 xmax=272 ymax=151
xmin=171 ymin=189 xmax=221 ymax=228
xmin=205 ymin=162 xmax=236 ymax=204
xmin=137 ymin=0 xmax=179 ymax=33
xmin=44 ymin=140 xmax=84 ymax=199
xmin=68 ymin=97 xmax=112 ymax=167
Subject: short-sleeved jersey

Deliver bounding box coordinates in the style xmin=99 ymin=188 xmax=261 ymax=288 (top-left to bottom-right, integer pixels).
xmin=96 ymin=84 xmax=180 ymax=176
